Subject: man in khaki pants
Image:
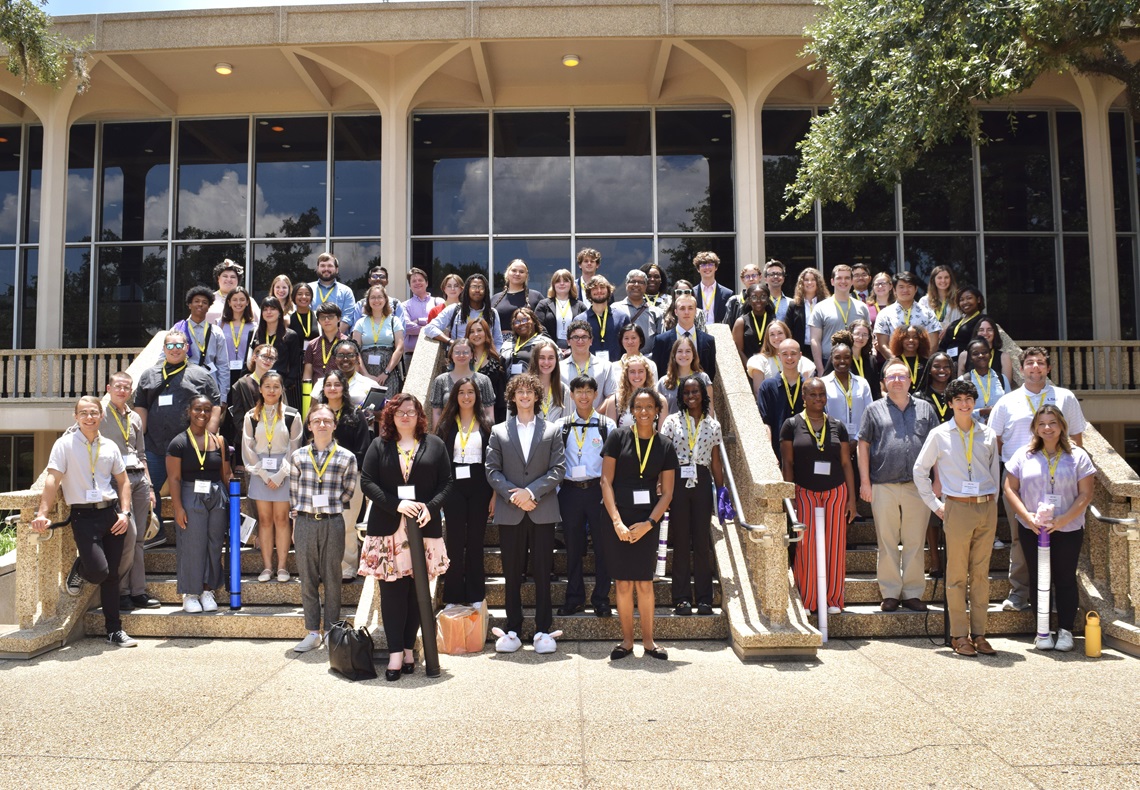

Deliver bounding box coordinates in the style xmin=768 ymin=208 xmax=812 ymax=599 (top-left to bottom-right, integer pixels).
xmin=913 ymin=379 xmax=1002 ymax=657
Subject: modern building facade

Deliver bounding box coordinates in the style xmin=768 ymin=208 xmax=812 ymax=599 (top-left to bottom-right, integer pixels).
xmin=1 ymin=0 xmax=1137 ymax=471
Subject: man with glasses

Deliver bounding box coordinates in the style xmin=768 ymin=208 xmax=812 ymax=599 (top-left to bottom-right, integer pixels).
xmin=560 ymin=320 xmax=615 ymax=410
xmin=574 ymin=276 xmax=631 ymax=362
xmin=764 ymin=259 xmax=791 ymax=321
xmin=857 ymin=358 xmax=939 ymax=613
xmin=851 ymin=263 xmax=873 ymax=302
xmin=133 ymin=330 xmax=221 ymax=537
xmin=309 ymin=252 xmax=357 ymax=334
xmin=302 ymin=302 xmax=348 ymax=387
xmin=694 ymin=251 xmax=734 ymax=325
xmin=614 ymin=269 xmax=663 ymax=358
xmin=724 ymin=262 xmax=763 ymax=327
xmin=651 ymin=292 xmax=718 ymax=381
xmin=312 ymin=340 xmax=380 ymax=407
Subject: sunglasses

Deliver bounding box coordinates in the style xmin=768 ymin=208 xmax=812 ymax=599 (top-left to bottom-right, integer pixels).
xmin=674 ymin=288 xmax=693 ymax=296
xmin=165 ymin=342 xmax=186 ymax=350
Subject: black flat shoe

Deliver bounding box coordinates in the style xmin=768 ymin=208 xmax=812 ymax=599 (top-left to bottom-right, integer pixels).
xmin=402 ymin=662 xmax=415 ymax=675
xmin=557 ymin=603 xmax=586 ymax=616
xmin=644 ymin=645 xmax=668 ymax=660
xmin=385 ymin=668 xmax=402 ymax=681
xmin=594 ymin=603 xmax=613 ymax=618
xmin=674 ymin=601 xmax=693 ymax=616
xmin=695 ymin=603 xmax=714 ymax=616
xmin=610 ymin=645 xmax=633 ymax=660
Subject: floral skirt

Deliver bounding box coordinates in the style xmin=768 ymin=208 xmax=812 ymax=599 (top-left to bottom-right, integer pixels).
xmin=359 ymin=519 xmax=450 ymax=582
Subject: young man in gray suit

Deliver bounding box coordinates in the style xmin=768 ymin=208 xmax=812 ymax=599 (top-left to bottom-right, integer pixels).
xmin=486 ymin=372 xmax=567 ymax=654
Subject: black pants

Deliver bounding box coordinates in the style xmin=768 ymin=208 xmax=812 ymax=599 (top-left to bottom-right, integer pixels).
xmin=378 ymin=575 xmax=420 ymax=654
xmin=441 ymin=468 xmax=493 ymax=604
xmin=72 ymin=507 xmax=127 ymax=634
xmin=500 ymin=515 xmax=554 ymax=634
xmin=670 ymin=466 xmax=714 ymax=606
xmin=558 ymin=481 xmax=611 ymax=608
xmin=1019 ymin=524 xmax=1084 ymax=631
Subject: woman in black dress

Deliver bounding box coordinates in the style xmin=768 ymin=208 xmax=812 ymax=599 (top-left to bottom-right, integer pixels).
xmin=491 ymin=259 xmax=544 ymax=342
xmin=600 ymin=387 xmax=678 ymax=661
xmin=252 ymin=296 xmax=302 ymax=407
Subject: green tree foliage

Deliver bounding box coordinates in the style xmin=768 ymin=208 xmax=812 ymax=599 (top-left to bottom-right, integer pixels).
xmin=786 ymin=0 xmax=1140 ymax=217
xmin=0 ymin=0 xmax=89 ymax=91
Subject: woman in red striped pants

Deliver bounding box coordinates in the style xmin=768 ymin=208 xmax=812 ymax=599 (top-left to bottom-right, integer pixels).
xmin=780 ymin=378 xmax=858 ymax=613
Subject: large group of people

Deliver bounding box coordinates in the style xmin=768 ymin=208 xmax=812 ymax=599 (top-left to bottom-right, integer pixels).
xmin=27 ymin=247 xmax=1093 ymax=664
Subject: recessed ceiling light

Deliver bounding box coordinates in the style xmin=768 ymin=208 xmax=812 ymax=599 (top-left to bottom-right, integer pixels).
xmin=0 ymin=137 xmax=8 ymax=143
xmin=271 ymin=125 xmax=285 ymax=132
xmin=282 ymin=144 xmax=291 ymax=149
xmin=562 ymin=54 xmax=580 ymax=67
xmin=259 ymin=120 xmax=269 ymax=126
xmin=423 ymin=140 xmax=432 ymax=145
xmin=710 ymin=137 xmax=720 ymax=142
xmin=214 ymin=62 xmax=233 ymax=76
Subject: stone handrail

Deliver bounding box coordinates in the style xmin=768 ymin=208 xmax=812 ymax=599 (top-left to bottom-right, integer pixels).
xmin=0 ymin=347 xmax=142 ymax=400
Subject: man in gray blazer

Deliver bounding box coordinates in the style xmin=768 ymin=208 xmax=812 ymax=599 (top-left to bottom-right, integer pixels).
xmin=486 ymin=372 xmax=567 ymax=654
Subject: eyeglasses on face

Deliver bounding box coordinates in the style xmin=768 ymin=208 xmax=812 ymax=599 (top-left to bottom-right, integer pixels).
xmin=569 ymin=334 xmax=591 ymax=342
xmin=165 ymin=342 xmax=186 ymax=350
xmin=674 ymin=288 xmax=693 ymax=296
xmin=395 ymin=410 xmax=418 ymax=419
xmin=335 ymin=352 xmax=358 ymax=359
xmin=310 ymin=418 xmax=336 ymax=426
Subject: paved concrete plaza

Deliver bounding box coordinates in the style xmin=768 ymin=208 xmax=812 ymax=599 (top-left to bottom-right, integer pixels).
xmin=0 ymin=635 xmax=1136 ymax=788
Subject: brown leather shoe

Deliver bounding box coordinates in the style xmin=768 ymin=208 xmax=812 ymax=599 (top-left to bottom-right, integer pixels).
xmin=880 ymin=597 xmax=900 ymax=612
xmin=971 ymin=635 xmax=997 ymax=655
xmin=951 ymin=636 xmax=977 ymax=656
xmin=901 ymin=597 xmax=929 ymax=612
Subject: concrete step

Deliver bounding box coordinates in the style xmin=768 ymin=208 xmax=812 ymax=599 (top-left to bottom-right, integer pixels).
xmin=139 ymin=576 xmax=363 ymax=606
xmin=812 ymin=603 xmax=1039 ymax=639
xmin=483 ymin=606 xmax=729 ymax=642
xmin=480 ymin=547 xmax=684 ymax=575
xmin=842 ymin=544 xmax=1010 ymax=574
xmin=144 ymin=546 xmax=299 ymax=575
xmin=480 ymin=576 xmax=722 ymax=607
xmin=841 ymin=572 xmax=1011 ymax=604
xmin=844 ymin=519 xmax=1013 ymax=546
xmin=85 ymin=604 xmax=383 ymax=643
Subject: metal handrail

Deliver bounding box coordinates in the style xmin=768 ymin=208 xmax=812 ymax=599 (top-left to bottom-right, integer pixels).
xmin=784 ymin=497 xmax=806 ymax=544
xmin=716 ymin=440 xmax=797 ymax=546
xmin=1089 ymin=505 xmax=1140 ymax=539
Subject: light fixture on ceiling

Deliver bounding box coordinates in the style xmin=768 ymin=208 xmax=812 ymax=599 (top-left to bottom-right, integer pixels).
xmin=562 ymin=54 xmax=580 ymax=68
xmin=214 ymin=62 xmax=233 ymax=76
xmin=271 ymin=125 xmax=285 ymax=132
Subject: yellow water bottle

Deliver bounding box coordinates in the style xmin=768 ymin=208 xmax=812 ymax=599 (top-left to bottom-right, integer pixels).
xmin=1084 ymin=610 xmax=1101 ymax=657
xmin=301 ymin=381 xmax=313 ymax=421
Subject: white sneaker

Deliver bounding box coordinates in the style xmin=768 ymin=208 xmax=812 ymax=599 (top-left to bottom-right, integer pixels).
xmin=199 ymin=590 xmax=218 ymax=612
xmin=827 ymin=606 xmax=842 ymax=615
xmin=258 ymin=569 xmax=273 ymax=583
xmin=1002 ymin=597 xmax=1031 ymax=612
xmin=277 ymin=568 xmax=291 ymax=583
xmin=1055 ymin=628 xmax=1074 ymax=652
xmin=182 ymin=594 xmax=202 ymax=614
xmin=293 ymin=632 xmax=323 ymax=653
xmin=1034 ymin=633 xmax=1055 ymax=650
xmin=533 ymin=630 xmax=563 ymax=655
xmin=993 ymin=539 xmax=1006 ymax=549
xmin=492 ymin=627 xmax=522 ymax=653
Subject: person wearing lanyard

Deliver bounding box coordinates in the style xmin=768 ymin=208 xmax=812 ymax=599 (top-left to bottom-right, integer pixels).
xmin=252 ymin=296 xmax=302 ymax=408
xmin=888 ymin=325 xmax=932 ymax=394
xmin=960 ymin=339 xmax=1005 ymax=421
xmin=724 ymin=262 xmax=763 ymax=327
xmin=220 ymin=287 xmax=256 ymax=379
xmin=423 ymin=273 xmax=505 ymax=349
xmin=289 ymin=404 xmax=360 ymax=654
xmin=429 ymin=338 xmax=496 ymax=427
xmin=529 ymin=338 xmax=573 ymax=423
xmin=781 ymin=378 xmax=857 ymax=615
xmin=938 ymin=286 xmax=985 ymax=358
xmin=32 ymin=396 xmax=137 ymax=648
xmin=301 ymin=302 xmax=348 ymax=391
xmin=290 ymin=282 xmax=320 ymax=345
xmin=351 ymin=284 xmax=405 ymax=396
xmin=918 ymin=264 xmax=962 ymax=332
xmin=731 ymin=283 xmax=774 ymax=366
xmin=401 ymin=267 xmax=442 ymax=362
xmin=1002 ymin=405 xmax=1095 ymax=652
xmin=917 ymin=351 xmax=956 ymax=577
xmin=101 ymin=372 xmax=160 ymax=611
xmin=242 ymin=372 xmax=303 ymax=584
xmin=166 ymin=395 xmax=232 ymax=615
xmin=435 ymin=378 xmax=494 ymax=610
xmin=599 ymin=388 xmax=678 ymax=661
xmin=823 ymin=342 xmax=872 ymax=489
xmin=959 ymin=316 xmax=1013 ymax=387
xmin=650 ymin=292 xmax=718 ymax=381
xmin=602 ymin=354 xmax=659 ymax=430
xmin=312 ymin=340 xmax=381 ymax=411
xmin=576 ymin=247 xmax=603 ymax=302
xmin=557 ymin=375 xmax=618 ymax=618
xmin=205 ymin=259 xmax=260 ymax=326
xmin=174 ymin=285 xmax=231 ymax=405
xmin=661 ymin=376 xmax=725 ymax=616
xmin=486 ymin=373 xmax=567 ymax=655
xmin=500 ymin=307 xmax=544 ymax=376
xmin=785 ymin=267 xmax=828 ymax=363
xmin=308 ymin=252 xmax=357 ymax=334
xmin=693 ymin=251 xmax=733 ymax=325
xmin=764 ymin=259 xmax=791 ymax=322
xmin=872 ymin=271 xmax=942 ymax=360
xmin=987 ymin=346 xmax=1086 ymax=613
xmin=913 ymin=379 xmax=1002 ymax=657
xmin=656 ymin=335 xmax=713 ymax=417
xmin=560 ymin=320 xmax=615 ymax=410
xmin=535 ymin=269 xmax=587 ymax=353
xmin=640 ymin=262 xmax=671 ymax=313
xmin=575 ymin=276 xmax=631 ymax=362
xmin=615 ymin=268 xmax=664 ymax=357
xmin=758 ymin=339 xmax=808 ymax=456
xmin=809 ymin=264 xmax=871 ymax=375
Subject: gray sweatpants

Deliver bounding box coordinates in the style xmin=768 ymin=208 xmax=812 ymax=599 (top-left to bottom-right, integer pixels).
xmin=176 ymin=481 xmax=228 ymax=595
xmin=119 ymin=470 xmax=154 ymax=596
xmin=294 ymin=513 xmax=345 ymax=632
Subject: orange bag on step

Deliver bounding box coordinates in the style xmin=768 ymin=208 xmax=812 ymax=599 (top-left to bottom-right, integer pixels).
xmin=436 ymin=603 xmax=488 ymax=655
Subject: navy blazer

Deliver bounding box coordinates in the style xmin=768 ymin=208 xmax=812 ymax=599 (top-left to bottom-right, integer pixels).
xmin=697 ymin=282 xmax=735 ymax=324
xmin=651 ymin=327 xmax=717 ymax=382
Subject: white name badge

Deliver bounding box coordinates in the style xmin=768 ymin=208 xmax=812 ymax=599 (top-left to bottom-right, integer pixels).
xmin=368 ymin=354 xmax=382 ymax=366
xmin=945 ymin=347 xmax=958 ymax=360
xmin=417 ymin=317 xmax=428 ymax=325
xmin=598 ymin=351 xmax=611 ymax=362
xmin=1044 ymin=494 xmax=1063 ymax=507
xmin=633 ymin=489 xmax=651 ymax=505
xmin=193 ymin=479 xmax=211 ymax=494
xmin=229 ymin=359 xmax=244 ymax=371
xmin=312 ymin=493 xmax=330 ymax=508
xmin=680 ymin=464 xmax=697 ymax=479
xmin=961 ymin=481 xmax=980 ymax=496
xmin=262 ymin=457 xmax=278 ymax=471
xmin=158 ymin=394 xmax=174 ymax=407
xmin=846 ymin=424 xmax=859 ymax=440
xmin=85 ymin=488 xmax=102 ymax=502
xmin=813 ymin=461 xmax=831 ymax=476
xmin=510 ymin=363 xmax=525 ymax=375
xmin=570 ymin=465 xmax=587 ymax=479
xmin=455 ymin=465 xmax=471 ymax=480
xmin=398 ymin=484 xmax=416 ymax=500
xmin=122 ymin=453 xmax=138 ymax=468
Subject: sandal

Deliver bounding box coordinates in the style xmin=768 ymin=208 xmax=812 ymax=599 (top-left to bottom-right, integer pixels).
xmin=610 ymin=645 xmax=634 ymax=661
xmin=643 ymin=645 xmax=668 ymax=661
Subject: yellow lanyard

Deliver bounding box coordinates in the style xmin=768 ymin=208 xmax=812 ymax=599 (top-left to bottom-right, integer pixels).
xmin=633 ymin=431 xmax=655 ymax=479
xmin=188 ymin=322 xmax=207 ymax=355
xmin=1025 ymin=388 xmax=1047 ymax=413
xmin=557 ymin=299 xmax=571 ymax=321
xmin=573 ymin=358 xmax=590 ymax=377
xmin=109 ymin=407 xmax=131 ymax=444
xmin=853 ymin=355 xmax=864 ymax=378
xmin=684 ymin=413 xmax=702 ymax=454
xmin=750 ymin=311 xmax=768 ymax=345
xmin=320 ymin=336 xmax=336 ymax=367
xmin=86 ymin=435 xmax=100 ymax=486
xmin=295 ymin=311 xmax=312 ymax=337
xmin=162 ymin=362 xmax=186 ymax=384
xmin=930 ymin=391 xmax=949 ymax=420
xmin=802 ymin=413 xmax=827 ymax=452
xmin=263 ymin=406 xmax=279 ymax=446
xmin=456 ymin=417 xmax=476 ymax=455
xmin=835 ymin=298 xmax=850 ymax=325
xmin=772 ymin=295 xmax=784 ymax=315
xmin=398 ymin=441 xmax=418 ymax=481
xmin=834 ymin=374 xmax=853 ymax=414
xmin=934 ymin=301 xmax=947 ymax=322
xmin=905 ymin=356 xmax=920 ymax=387
xmin=541 ymin=388 xmax=553 ymax=417
xmin=1045 ymin=450 xmax=1062 ymax=491
xmin=307 ymin=442 xmax=337 ymax=486
xmin=514 ymin=333 xmax=533 ymax=355
xmin=956 ymin=424 xmax=975 ymax=478
xmin=572 ymin=412 xmax=595 ymax=458
xmin=474 ymin=352 xmax=487 ymax=372
xmin=370 ymin=316 xmax=388 ymax=346
xmin=971 ymin=369 xmax=993 ymax=405
xmin=597 ymin=307 xmax=609 ymax=341
xmin=901 ymin=306 xmax=912 ymax=326
xmin=316 ymin=283 xmax=334 ymax=304
xmin=702 ymin=286 xmax=715 ymax=314
xmin=230 ymin=320 xmax=245 ymax=352
xmin=781 ymin=372 xmax=802 ymax=411
xmin=186 ymin=429 xmax=208 ymax=470
xmin=953 ymin=311 xmax=979 ymax=339
xmin=266 ymin=333 xmax=276 ymax=346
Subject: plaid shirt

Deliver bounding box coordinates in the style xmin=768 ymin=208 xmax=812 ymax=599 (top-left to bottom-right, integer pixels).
xmin=289 ymin=440 xmax=358 ymax=515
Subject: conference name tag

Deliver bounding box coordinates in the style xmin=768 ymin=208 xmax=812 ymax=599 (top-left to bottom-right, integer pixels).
xmin=368 ymin=354 xmax=382 ymax=366
xmin=262 ymin=458 xmax=278 ymax=471
xmin=229 ymin=360 xmax=244 ymax=371
xmin=1044 ymin=494 xmax=1062 ymax=507
xmin=122 ymin=453 xmax=138 ymax=468
xmin=597 ymin=351 xmax=611 ymax=362
xmin=570 ymin=465 xmax=587 ymax=479
xmin=398 ymin=484 xmax=416 ymax=500
xmin=85 ymin=489 xmax=102 ymax=502
xmin=455 ymin=465 xmax=471 ymax=480
xmin=961 ymin=481 xmax=980 ymax=496
xmin=945 ymin=347 xmax=958 ymax=360
xmin=633 ymin=489 xmax=650 ymax=505
xmin=158 ymin=394 xmax=174 ymax=407
xmin=510 ymin=363 xmax=525 ymax=375
xmin=312 ymin=493 xmax=329 ymax=508
xmin=418 ymin=317 xmax=428 ymax=325
xmin=193 ymin=480 xmax=211 ymax=494
xmin=680 ymin=465 xmax=697 ymax=479
xmin=813 ymin=461 xmax=831 ymax=476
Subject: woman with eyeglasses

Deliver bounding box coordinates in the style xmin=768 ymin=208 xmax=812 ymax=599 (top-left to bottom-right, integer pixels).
xmin=352 ymin=284 xmax=405 ymax=397
xmin=252 ymin=296 xmax=302 ymax=407
xmin=535 ymin=268 xmax=588 ymax=352
xmin=429 ymin=338 xmax=495 ymax=427
xmin=499 ymin=306 xmax=544 ymax=377
xmin=865 ymin=271 xmax=895 ymax=326
xmin=491 ymin=259 xmax=544 ymax=343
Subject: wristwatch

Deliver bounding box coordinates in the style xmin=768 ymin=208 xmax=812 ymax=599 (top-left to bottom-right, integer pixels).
xmin=648 ymin=516 xmax=660 ymax=529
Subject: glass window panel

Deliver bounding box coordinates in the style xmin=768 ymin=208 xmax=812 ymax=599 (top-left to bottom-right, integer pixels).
xmin=1110 ymin=113 xmax=1131 ymax=232
xmin=574 ymin=237 xmax=654 ymax=301
xmin=0 ymin=127 xmax=22 ymax=245
xmin=20 ymin=248 xmax=36 ymax=349
xmin=822 ymin=183 xmax=896 ymax=232
xmin=983 ymin=236 xmax=1058 ymax=340
xmin=101 ymin=121 xmax=171 ymax=242
xmin=1062 ymin=235 xmax=1093 ymax=340
xmin=979 ymin=111 xmax=1053 ymax=231
xmin=333 ymin=115 xmax=381 ymax=237
xmin=411 ymin=113 xmax=488 ymax=236
xmin=901 ymin=138 xmax=975 ymax=231
xmin=173 ymin=243 xmax=246 ymax=309
xmin=96 ymin=245 xmax=168 ymax=347
xmin=823 ymin=235 xmax=899 ymax=280
xmin=657 ymin=236 xmax=735 ymax=292
xmin=656 ymin=110 xmax=734 ymax=233
xmin=492 ymin=238 xmax=569 ymax=295
xmin=24 ymin=125 xmax=43 ymax=244
xmin=493 ymin=112 xmax=570 ymax=234
xmin=0 ymin=248 xmax=14 ymax=348
xmin=1055 ymin=111 xmax=1087 ymax=232
xmin=1118 ymin=236 xmax=1137 ymax=340
xmin=66 ymin=124 xmax=96 ymax=243
xmin=251 ymin=242 xmax=321 ymax=301
xmin=0 ymin=437 xmax=10 ymax=489
xmin=330 ymin=241 xmax=379 ymax=295
xmin=176 ymin=118 xmax=248 ymax=240
xmin=410 ymin=239 xmax=489 ymax=289
xmin=903 ymin=235 xmax=980 ymax=291
xmin=15 ymin=434 xmax=34 ymax=489
xmin=574 ymin=110 xmax=652 ymax=233
xmin=254 ymin=116 xmax=326 ymax=238
xmin=762 ymin=109 xmax=814 ymax=232
xmin=765 ymin=235 xmax=820 ymax=286
xmin=63 ymin=246 xmax=91 ymax=347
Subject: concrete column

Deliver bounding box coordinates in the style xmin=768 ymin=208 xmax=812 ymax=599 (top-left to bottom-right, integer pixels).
xmin=380 ymin=98 xmax=411 ymax=304
xmin=732 ymin=96 xmax=759 ymax=274
xmin=32 ymin=96 xmax=75 ymax=350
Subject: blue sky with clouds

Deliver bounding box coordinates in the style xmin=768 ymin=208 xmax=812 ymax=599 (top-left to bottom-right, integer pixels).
xmin=45 ymin=0 xmax=375 ymax=16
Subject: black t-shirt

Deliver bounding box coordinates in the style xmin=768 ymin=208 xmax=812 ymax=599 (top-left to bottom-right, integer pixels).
xmin=780 ymin=414 xmax=849 ymax=492
xmin=918 ymin=389 xmax=953 ymax=423
xmin=602 ymin=426 xmax=679 ymax=512
xmin=491 ymin=289 xmax=541 ymax=334
xmin=167 ymin=431 xmax=225 ymax=481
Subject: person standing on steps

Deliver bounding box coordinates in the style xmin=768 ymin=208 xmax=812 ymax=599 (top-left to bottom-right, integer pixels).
xmin=693 ymin=251 xmax=734 ymax=325
xmin=808 ymin=264 xmax=871 ymax=375
xmin=308 ymin=252 xmax=358 ymax=334
xmin=174 ymin=285 xmax=231 ymax=405
xmin=575 ymin=276 xmax=631 ymax=363
xmin=913 ymin=378 xmax=1002 ymax=657
xmin=560 ymin=320 xmax=615 ymax=411
xmin=758 ymin=339 xmax=808 ymax=456
xmin=31 ymin=396 xmax=138 ymax=648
